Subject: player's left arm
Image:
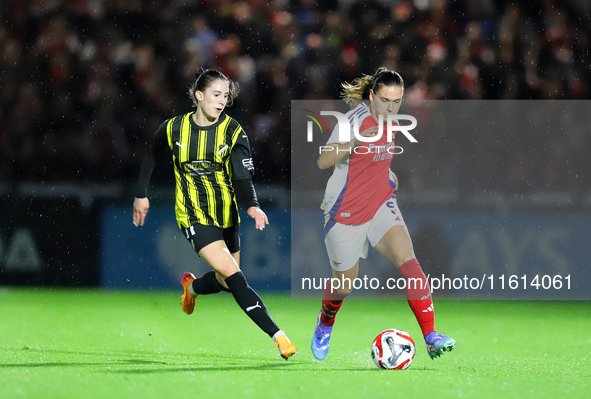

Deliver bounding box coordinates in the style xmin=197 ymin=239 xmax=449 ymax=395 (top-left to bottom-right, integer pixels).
xmin=230 ymin=128 xmax=269 ymax=230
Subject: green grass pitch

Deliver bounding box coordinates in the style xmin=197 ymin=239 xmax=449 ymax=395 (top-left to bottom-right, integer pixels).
xmin=0 ymin=289 xmax=589 ymax=398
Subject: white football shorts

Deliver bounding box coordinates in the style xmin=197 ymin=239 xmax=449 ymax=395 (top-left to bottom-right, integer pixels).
xmin=324 ymin=195 xmax=409 ymax=272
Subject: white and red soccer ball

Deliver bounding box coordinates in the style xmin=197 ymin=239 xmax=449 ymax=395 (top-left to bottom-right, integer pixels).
xmin=371 ymin=329 xmax=416 ymax=370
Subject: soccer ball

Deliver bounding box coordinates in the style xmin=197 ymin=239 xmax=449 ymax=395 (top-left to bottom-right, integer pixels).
xmin=371 ymin=329 xmax=416 ymax=370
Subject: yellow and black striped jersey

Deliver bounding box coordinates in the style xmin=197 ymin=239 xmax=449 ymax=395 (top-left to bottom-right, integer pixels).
xmin=139 ymin=111 xmax=255 ymax=229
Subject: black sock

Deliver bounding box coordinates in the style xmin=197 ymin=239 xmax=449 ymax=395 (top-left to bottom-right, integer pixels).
xmin=225 ymin=271 xmax=280 ymax=338
xmin=192 ymin=271 xmax=230 ymax=295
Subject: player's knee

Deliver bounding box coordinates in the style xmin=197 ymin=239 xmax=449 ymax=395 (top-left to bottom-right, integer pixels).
xmin=395 ymin=254 xmax=415 ymax=268
xmin=328 ymin=277 xmax=353 ymax=297
xmin=224 ymin=270 xmax=248 ymax=291
xmin=215 ymin=271 xmax=230 ymax=290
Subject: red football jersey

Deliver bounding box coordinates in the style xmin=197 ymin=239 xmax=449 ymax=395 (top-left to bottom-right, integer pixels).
xmin=321 ymin=103 xmax=397 ymax=225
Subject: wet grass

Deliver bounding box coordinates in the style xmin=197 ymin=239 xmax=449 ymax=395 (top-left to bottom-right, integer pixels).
xmin=0 ymin=289 xmax=589 ymax=398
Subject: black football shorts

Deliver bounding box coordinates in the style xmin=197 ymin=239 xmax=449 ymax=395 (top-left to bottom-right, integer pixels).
xmin=182 ymin=223 xmax=240 ymax=254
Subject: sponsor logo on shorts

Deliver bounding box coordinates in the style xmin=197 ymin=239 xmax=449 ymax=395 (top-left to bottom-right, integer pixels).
xmin=340 ymin=212 xmax=350 ymax=217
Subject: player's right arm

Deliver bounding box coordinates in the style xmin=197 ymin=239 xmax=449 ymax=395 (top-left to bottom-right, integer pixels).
xmin=317 ymin=125 xmax=379 ymax=169
xmin=132 ymin=121 xmax=168 ymax=226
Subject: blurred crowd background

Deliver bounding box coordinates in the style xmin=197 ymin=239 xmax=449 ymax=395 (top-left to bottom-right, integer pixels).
xmin=1 ymin=0 xmax=590 ymax=196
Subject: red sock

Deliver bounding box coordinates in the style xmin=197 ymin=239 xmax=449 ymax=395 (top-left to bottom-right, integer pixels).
xmin=399 ymin=259 xmax=435 ymax=338
xmin=319 ymin=286 xmax=345 ymax=327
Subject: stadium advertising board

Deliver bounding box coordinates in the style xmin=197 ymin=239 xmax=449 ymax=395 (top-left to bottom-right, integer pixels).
xmin=0 ymin=197 xmax=100 ymax=286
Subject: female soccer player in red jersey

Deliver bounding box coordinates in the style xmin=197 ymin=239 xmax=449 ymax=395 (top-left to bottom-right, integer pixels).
xmin=133 ymin=68 xmax=296 ymax=360
xmin=311 ymin=67 xmax=455 ymax=360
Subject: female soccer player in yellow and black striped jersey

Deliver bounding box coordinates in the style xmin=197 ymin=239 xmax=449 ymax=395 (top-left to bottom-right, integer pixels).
xmin=133 ymin=68 xmax=296 ymax=360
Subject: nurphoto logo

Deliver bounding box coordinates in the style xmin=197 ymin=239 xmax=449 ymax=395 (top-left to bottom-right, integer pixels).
xmin=304 ymin=109 xmax=418 ymax=155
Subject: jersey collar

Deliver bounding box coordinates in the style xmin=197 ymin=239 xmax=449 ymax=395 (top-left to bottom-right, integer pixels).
xmin=190 ymin=111 xmax=228 ymax=129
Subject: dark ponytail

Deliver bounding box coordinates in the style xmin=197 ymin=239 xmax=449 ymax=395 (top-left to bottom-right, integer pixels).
xmin=187 ymin=67 xmax=240 ymax=108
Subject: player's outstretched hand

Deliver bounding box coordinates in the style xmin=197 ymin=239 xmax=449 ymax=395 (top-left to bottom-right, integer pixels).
xmin=133 ymin=197 xmax=150 ymax=226
xmin=247 ymin=206 xmax=269 ymax=230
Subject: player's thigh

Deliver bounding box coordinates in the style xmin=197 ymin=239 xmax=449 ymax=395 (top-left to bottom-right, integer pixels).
xmin=222 ymin=224 xmax=240 ymax=255
xmin=374 ymin=225 xmax=415 ymax=268
xmin=198 ymin=240 xmax=241 ymax=278
xmin=369 ymin=197 xmax=415 ymax=268
xmin=332 ymin=263 xmax=359 ymax=281
xmin=183 ymin=223 xmax=241 ymax=278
